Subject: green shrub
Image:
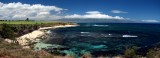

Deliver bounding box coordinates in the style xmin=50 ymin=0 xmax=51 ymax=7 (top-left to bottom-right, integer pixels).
xmin=125 ymin=48 xmax=137 ymax=58
xmin=147 ymin=48 xmax=160 ymax=58
xmin=0 ymin=24 xmax=15 ymax=39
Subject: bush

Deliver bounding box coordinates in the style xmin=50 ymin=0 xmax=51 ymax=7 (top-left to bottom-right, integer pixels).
xmin=125 ymin=48 xmax=137 ymax=58
xmin=146 ymin=49 xmax=160 ymax=58
xmin=0 ymin=24 xmax=15 ymax=39
xmin=147 ymin=49 xmax=155 ymax=58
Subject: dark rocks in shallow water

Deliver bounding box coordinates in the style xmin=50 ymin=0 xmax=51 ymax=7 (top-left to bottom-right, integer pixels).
xmin=63 ymin=41 xmax=108 ymax=51
xmin=34 ymin=42 xmax=69 ymax=51
xmin=46 ymin=38 xmax=64 ymax=44
xmin=91 ymin=50 xmax=124 ymax=57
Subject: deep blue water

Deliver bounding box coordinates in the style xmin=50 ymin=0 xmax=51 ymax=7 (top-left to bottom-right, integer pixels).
xmin=45 ymin=23 xmax=160 ymax=56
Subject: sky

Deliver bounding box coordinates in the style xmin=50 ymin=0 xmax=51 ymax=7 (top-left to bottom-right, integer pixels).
xmin=0 ymin=0 xmax=160 ymax=23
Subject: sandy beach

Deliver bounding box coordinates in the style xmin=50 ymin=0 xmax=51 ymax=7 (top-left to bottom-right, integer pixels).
xmin=16 ymin=24 xmax=78 ymax=47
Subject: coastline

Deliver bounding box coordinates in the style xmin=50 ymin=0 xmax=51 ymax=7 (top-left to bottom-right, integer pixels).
xmin=16 ymin=24 xmax=79 ymax=48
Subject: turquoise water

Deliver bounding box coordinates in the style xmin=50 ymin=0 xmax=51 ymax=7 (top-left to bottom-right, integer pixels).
xmin=45 ymin=23 xmax=160 ymax=56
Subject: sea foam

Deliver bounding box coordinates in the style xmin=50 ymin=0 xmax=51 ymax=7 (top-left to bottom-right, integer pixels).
xmin=122 ymin=35 xmax=138 ymax=37
xmin=93 ymin=24 xmax=109 ymax=27
xmin=80 ymin=32 xmax=90 ymax=34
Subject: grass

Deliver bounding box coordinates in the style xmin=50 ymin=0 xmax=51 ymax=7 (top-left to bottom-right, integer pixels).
xmin=0 ymin=21 xmax=75 ymax=30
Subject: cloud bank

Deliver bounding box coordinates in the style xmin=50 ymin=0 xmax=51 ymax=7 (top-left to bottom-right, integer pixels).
xmin=111 ymin=10 xmax=128 ymax=13
xmin=0 ymin=2 xmax=128 ymax=21
xmin=141 ymin=20 xmax=159 ymax=23
xmin=0 ymin=2 xmax=126 ymax=20
xmin=65 ymin=11 xmax=125 ymax=19
xmin=0 ymin=2 xmax=64 ymax=20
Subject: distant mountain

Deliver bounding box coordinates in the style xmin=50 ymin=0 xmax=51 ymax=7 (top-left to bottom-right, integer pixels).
xmin=54 ymin=19 xmax=137 ymax=23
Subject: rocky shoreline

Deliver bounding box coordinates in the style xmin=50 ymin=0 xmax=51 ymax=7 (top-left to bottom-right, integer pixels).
xmin=5 ymin=24 xmax=79 ymax=48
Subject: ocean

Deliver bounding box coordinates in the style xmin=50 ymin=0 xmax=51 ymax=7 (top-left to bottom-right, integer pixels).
xmin=44 ymin=23 xmax=160 ymax=56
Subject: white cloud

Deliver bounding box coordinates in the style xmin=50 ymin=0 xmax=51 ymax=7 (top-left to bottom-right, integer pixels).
xmin=0 ymin=2 xmax=127 ymax=20
xmin=141 ymin=20 xmax=159 ymax=23
xmin=111 ymin=10 xmax=128 ymax=13
xmin=0 ymin=2 xmax=65 ymax=20
xmin=86 ymin=11 xmax=101 ymax=14
xmin=65 ymin=11 xmax=125 ymax=19
xmin=0 ymin=2 xmax=3 ymax=6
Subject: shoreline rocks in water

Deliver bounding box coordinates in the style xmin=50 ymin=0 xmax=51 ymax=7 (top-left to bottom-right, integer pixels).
xmin=34 ymin=42 xmax=69 ymax=51
xmin=15 ymin=24 xmax=78 ymax=48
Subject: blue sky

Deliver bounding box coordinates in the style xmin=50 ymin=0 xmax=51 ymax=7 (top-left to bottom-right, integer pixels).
xmin=0 ymin=0 xmax=160 ymax=22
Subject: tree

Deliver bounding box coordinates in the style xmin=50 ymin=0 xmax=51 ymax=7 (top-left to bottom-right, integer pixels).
xmin=26 ymin=18 xmax=29 ymax=21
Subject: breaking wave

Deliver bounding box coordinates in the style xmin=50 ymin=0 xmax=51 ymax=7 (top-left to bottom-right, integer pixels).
xmin=93 ymin=24 xmax=109 ymax=27
xmin=122 ymin=35 xmax=138 ymax=37
xmin=80 ymin=32 xmax=90 ymax=34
